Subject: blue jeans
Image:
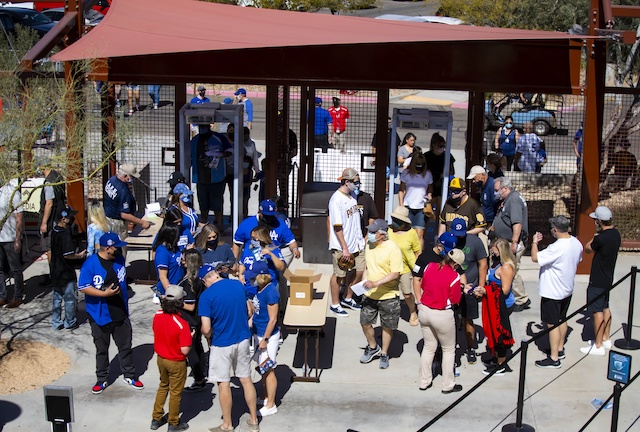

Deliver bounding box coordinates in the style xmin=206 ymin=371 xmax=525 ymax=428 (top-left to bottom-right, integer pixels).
xmin=148 ymin=85 xmax=161 ymax=105
xmin=52 ymin=282 xmax=77 ymax=329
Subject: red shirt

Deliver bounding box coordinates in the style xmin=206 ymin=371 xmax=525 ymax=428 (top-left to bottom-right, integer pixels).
xmin=420 ymin=262 xmax=462 ymax=310
xmin=328 ymin=106 xmax=350 ymax=133
xmin=152 ymin=311 xmax=192 ymax=361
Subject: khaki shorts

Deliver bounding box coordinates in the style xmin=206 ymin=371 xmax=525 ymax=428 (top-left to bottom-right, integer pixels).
xmin=252 ymin=330 xmax=280 ymax=368
xmin=208 ymin=338 xmax=252 ymax=382
xmin=331 ymin=249 xmax=365 ymax=278
xmin=398 ymin=272 xmax=413 ymax=295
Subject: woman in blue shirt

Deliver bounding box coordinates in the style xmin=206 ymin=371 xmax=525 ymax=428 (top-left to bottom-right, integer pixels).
xmin=493 ymin=115 xmax=520 ymax=171
xmin=250 ymin=264 xmax=280 ymax=417
xmin=195 ymin=223 xmax=236 ymax=277
xmin=152 ymin=207 xmax=186 ymax=296
xmin=239 ymin=226 xmax=284 ymax=298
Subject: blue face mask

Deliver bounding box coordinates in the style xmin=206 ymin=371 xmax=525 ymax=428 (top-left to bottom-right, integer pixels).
xmin=250 ymin=239 xmax=261 ymax=249
xmin=493 ymin=191 xmax=502 ymax=201
xmin=505 ymin=123 xmax=513 ymax=129
xmin=180 ymin=195 xmax=192 ymax=204
xmin=367 ymin=232 xmax=377 ymax=243
xmin=354 ymin=187 xmax=361 ymax=195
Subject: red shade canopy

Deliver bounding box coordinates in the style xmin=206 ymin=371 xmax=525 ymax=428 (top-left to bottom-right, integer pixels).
xmin=53 ymin=0 xmax=585 ymax=92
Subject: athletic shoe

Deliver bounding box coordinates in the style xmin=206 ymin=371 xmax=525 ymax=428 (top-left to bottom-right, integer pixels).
xmin=454 ymin=366 xmax=460 ymax=377
xmin=442 ymin=384 xmax=463 ymax=394
xmin=184 ymin=381 xmax=206 ymax=392
xmin=580 ymin=344 xmax=606 ymax=356
xmin=360 ymin=344 xmax=381 ymax=364
xmin=153 ymin=104 xmax=159 ymax=110
xmin=466 ymin=349 xmax=477 ymax=364
xmin=482 ymin=357 xmax=498 ymax=367
xmin=92 ymin=381 xmax=108 ymax=394
xmin=379 ymin=353 xmax=389 ymax=369
xmin=150 ymin=416 xmax=168 ymax=430
xmin=340 ymin=298 xmax=361 ymax=310
xmin=558 ymin=349 xmax=566 ymax=360
xmin=482 ymin=363 xmax=507 ymax=376
xmin=603 ymin=339 xmax=613 ymax=349
xmin=513 ymin=299 xmax=531 ymax=313
xmin=123 ymin=377 xmax=144 ymax=390
xmin=535 ymin=357 xmax=561 ymax=369
xmin=330 ymin=305 xmax=348 ymax=317
xmin=259 ymin=405 xmax=278 ymax=417
xmin=168 ymin=423 xmax=189 ymax=431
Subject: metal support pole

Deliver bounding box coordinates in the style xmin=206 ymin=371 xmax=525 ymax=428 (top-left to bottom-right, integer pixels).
xmin=610 ymin=383 xmax=622 ymax=432
xmin=503 ymin=341 xmax=535 ymax=432
xmin=615 ymin=266 xmax=640 ymax=350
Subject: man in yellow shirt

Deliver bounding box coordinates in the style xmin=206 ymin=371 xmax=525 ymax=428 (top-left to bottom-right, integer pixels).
xmin=360 ymin=219 xmax=403 ymax=369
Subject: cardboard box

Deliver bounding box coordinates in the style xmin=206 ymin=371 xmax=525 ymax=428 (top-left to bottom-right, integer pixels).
xmin=285 ymin=269 xmax=322 ymax=306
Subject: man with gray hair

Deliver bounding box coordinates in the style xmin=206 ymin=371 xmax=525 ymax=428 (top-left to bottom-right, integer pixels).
xmin=360 ymin=219 xmax=402 ymax=369
xmin=492 ymin=176 xmax=530 ymax=311
xmin=104 ymin=163 xmax=150 ymax=252
xmin=531 ymin=215 xmax=583 ymax=369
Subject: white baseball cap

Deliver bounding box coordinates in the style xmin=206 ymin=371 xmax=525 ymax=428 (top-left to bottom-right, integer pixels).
xmin=466 ymin=165 xmax=486 ymax=179
xmin=589 ymin=206 xmax=612 ymax=221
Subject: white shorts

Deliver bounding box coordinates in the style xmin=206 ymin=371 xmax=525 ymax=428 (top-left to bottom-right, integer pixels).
xmin=252 ymin=330 xmax=280 ymax=368
xmin=208 ymin=338 xmax=252 ymax=382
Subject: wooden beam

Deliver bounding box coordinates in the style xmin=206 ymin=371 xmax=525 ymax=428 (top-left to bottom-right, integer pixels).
xmin=19 ymin=12 xmax=78 ymax=73
xmin=611 ymin=5 xmax=640 ymax=19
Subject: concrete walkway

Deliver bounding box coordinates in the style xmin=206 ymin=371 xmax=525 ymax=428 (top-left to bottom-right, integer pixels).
xmin=0 ymin=245 xmax=639 ymax=431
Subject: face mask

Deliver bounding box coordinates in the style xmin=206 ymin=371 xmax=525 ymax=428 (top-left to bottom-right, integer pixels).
xmin=207 ymin=239 xmax=218 ymax=249
xmin=113 ymin=247 xmax=123 ymax=258
xmin=493 ymin=191 xmax=502 ymax=201
xmin=438 ymin=248 xmax=446 ymax=257
xmin=473 ymin=180 xmax=483 ymax=189
xmin=67 ymin=216 xmax=75 ymax=224
xmin=36 ymin=168 xmax=43 ymax=176
xmin=449 ymin=196 xmax=462 ymax=206
xmin=347 ymin=182 xmax=357 ymax=192
xmin=354 ymin=187 xmax=361 ymax=195
xmin=333 ymin=102 xmax=340 ymax=108
xmin=180 ymin=195 xmax=192 ymax=204
xmin=250 ymin=239 xmax=261 ymax=249
xmin=416 ymin=164 xmax=425 ymax=172
xmin=367 ymin=232 xmax=378 ymax=243
xmin=126 ymin=177 xmax=134 ymax=184
xmin=505 ymin=123 xmax=513 ymax=129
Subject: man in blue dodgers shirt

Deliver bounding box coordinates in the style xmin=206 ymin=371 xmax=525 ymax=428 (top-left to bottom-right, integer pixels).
xmin=104 ymin=163 xmax=150 ymax=258
xmin=232 ymin=199 xmax=300 ymax=262
xmin=78 ymin=232 xmax=145 ymax=395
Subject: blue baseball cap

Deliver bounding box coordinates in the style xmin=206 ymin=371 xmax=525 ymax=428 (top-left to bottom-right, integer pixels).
xmin=244 ymin=260 xmax=269 ymax=281
xmin=56 ymin=205 xmax=78 ymax=221
xmin=438 ymin=232 xmax=457 ymax=253
xmin=100 ymin=232 xmax=127 ymax=248
xmin=234 ymin=88 xmax=247 ymax=95
xmin=223 ymin=97 xmax=233 ymax=104
xmin=198 ymin=264 xmax=215 ymax=280
xmin=449 ymin=218 xmax=467 ymax=237
xmin=259 ymin=200 xmax=277 ymax=216
xmin=173 ymin=183 xmax=193 ymax=196
xmin=315 ymin=97 xmax=322 ymax=105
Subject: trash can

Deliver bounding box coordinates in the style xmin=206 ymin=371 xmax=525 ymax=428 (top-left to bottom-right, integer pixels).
xmin=301 ymin=182 xmax=338 ymax=264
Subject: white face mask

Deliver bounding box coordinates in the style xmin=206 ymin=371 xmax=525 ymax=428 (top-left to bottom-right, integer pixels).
xmin=367 ymin=232 xmax=377 ymax=243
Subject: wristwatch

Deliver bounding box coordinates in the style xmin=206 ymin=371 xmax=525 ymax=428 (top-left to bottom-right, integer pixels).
xmin=264 ymin=337 xmax=270 ymax=343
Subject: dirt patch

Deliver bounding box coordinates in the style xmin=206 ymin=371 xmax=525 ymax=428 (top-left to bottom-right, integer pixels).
xmin=0 ymin=339 xmax=70 ymax=395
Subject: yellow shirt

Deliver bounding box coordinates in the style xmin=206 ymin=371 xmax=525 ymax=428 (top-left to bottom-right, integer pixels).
xmin=388 ymin=228 xmax=422 ymax=274
xmin=364 ymin=239 xmax=403 ymax=300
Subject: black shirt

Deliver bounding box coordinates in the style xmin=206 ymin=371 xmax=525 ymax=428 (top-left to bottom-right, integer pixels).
xmin=357 ymin=191 xmax=379 ymax=237
xmin=178 ymin=276 xmax=204 ymax=329
xmin=425 ymin=151 xmax=456 ymax=197
xmin=98 ymin=255 xmax=127 ymax=323
xmin=412 ymin=248 xmax=444 ymax=278
xmin=589 ymin=228 xmax=621 ymax=288
xmin=50 ymin=225 xmax=77 ymax=289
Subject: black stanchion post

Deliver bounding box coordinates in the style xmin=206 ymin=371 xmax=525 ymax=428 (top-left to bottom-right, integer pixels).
xmin=610 ymin=383 xmax=622 ymax=432
xmin=614 ymin=266 xmax=640 ymax=350
xmin=503 ymin=341 xmax=535 ymax=432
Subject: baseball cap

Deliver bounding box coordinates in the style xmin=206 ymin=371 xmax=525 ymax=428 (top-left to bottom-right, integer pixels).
xmin=56 ymin=205 xmax=78 ymax=221
xmin=589 ymin=206 xmax=612 ymax=221
xmin=198 ymin=264 xmax=215 ymax=280
xmin=338 ymin=168 xmax=359 ymax=181
xmin=197 ymin=85 xmax=206 ymax=91
xmin=549 ymin=215 xmax=571 ymax=232
xmin=315 ymin=97 xmax=322 ymax=105
xmin=466 ymin=165 xmax=487 ymax=179
xmin=167 ymin=171 xmax=186 ymax=187
xmin=449 ymin=177 xmax=465 ymax=191
xmin=173 ymin=183 xmax=193 ymax=196
xmin=164 ymin=285 xmax=185 ymax=300
xmin=332 ymin=96 xmax=340 ymax=102
xmin=119 ymin=163 xmax=140 ymax=178
xmin=438 ymin=232 xmax=457 ymax=253
xmin=234 ymin=88 xmax=247 ymax=95
xmin=259 ymin=200 xmax=277 ymax=216
xmin=223 ymin=97 xmax=233 ymax=104
xmin=449 ymin=218 xmax=467 ymax=237
xmin=100 ymin=232 xmax=128 ymax=248
xmin=366 ymin=219 xmax=389 ymax=233
xmin=449 ymin=249 xmax=466 ymax=266
xmin=244 ymin=260 xmax=270 ymax=281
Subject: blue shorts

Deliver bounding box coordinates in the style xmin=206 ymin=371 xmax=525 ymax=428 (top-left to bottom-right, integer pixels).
xmin=407 ymin=207 xmax=426 ymax=229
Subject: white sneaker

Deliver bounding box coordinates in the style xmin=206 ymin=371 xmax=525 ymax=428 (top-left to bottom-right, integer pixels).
xmin=259 ymin=404 xmax=278 ymax=417
xmin=603 ymin=339 xmax=612 ymax=349
xmin=580 ymin=344 xmax=606 ymax=356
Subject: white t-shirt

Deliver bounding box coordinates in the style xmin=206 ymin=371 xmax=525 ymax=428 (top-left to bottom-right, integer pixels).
xmin=400 ymin=170 xmax=433 ymax=209
xmin=328 ymin=189 xmax=364 ymax=253
xmin=0 ymin=179 xmax=23 ymax=242
xmin=537 ymin=236 xmax=583 ymax=300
